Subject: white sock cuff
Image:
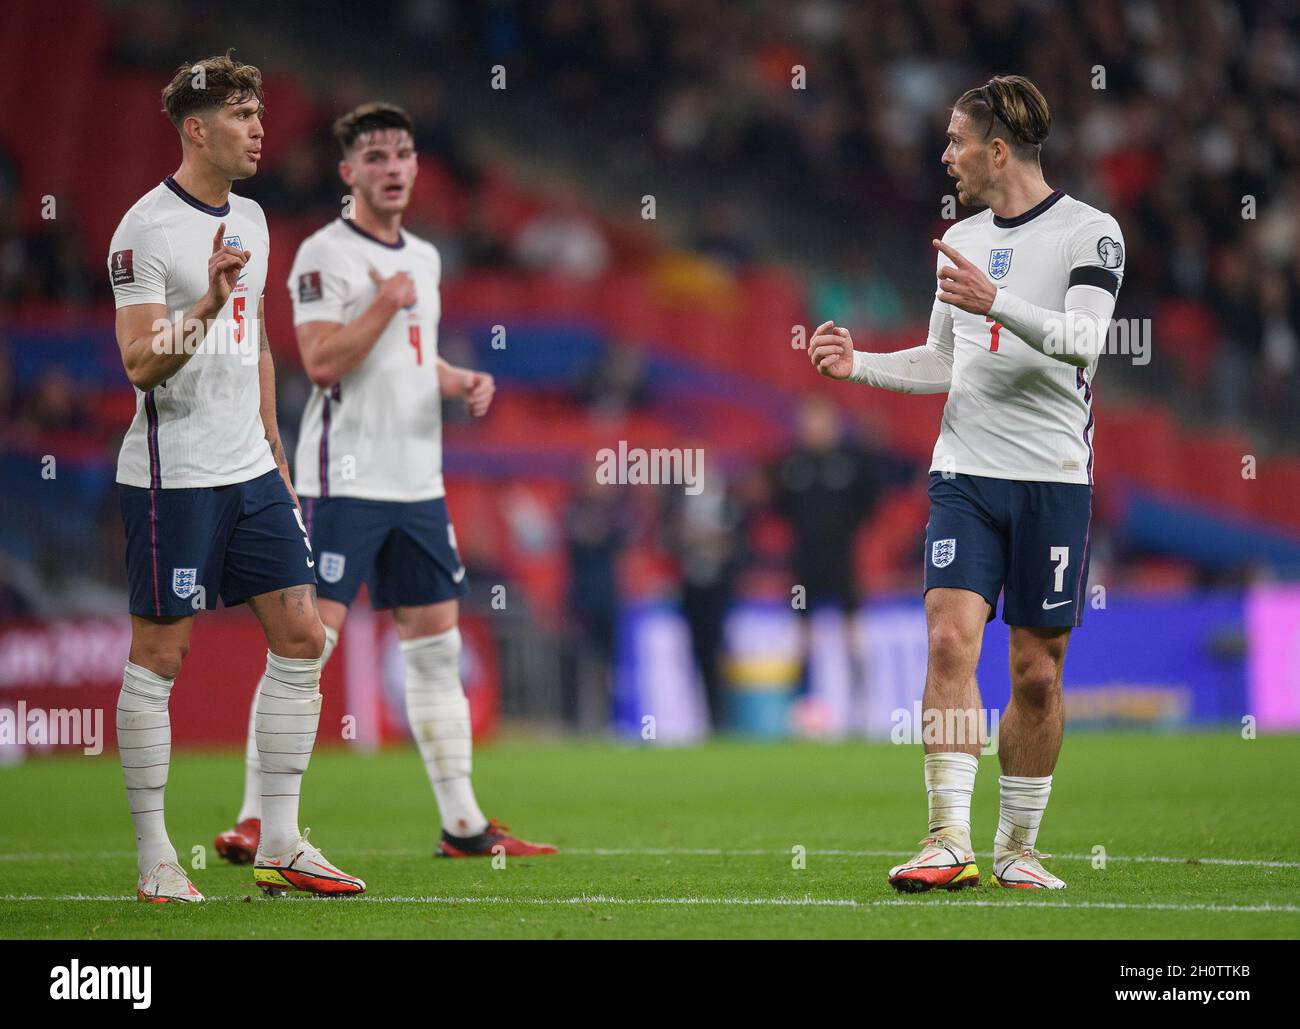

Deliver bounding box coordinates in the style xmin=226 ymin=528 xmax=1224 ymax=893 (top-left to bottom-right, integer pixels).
xmin=265 ymin=650 xmax=322 ymax=686
xmin=320 ymin=625 xmax=340 ymax=667
xmin=1000 ymin=774 xmax=1053 ymax=788
xmin=926 ymin=752 xmax=979 ymax=775
xmin=400 ymin=627 xmax=461 ymax=680
xmin=124 ymin=661 xmax=174 ymax=690
xmin=122 ymin=662 xmax=174 ymax=706
xmin=399 ymin=626 xmax=460 ymax=653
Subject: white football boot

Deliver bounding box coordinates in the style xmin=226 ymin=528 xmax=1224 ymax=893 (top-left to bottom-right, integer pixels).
xmin=888 ymin=833 xmax=980 ymax=892
xmin=254 ymin=828 xmax=366 ymax=897
xmin=137 ymin=859 xmax=204 ymax=903
xmin=994 ymin=847 xmax=1067 ymax=889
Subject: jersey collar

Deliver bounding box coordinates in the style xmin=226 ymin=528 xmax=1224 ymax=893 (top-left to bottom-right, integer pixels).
xmin=163 ymin=176 xmax=231 ymax=216
xmin=340 ymin=217 xmax=405 ymax=249
xmin=992 ymin=188 xmax=1064 ymax=228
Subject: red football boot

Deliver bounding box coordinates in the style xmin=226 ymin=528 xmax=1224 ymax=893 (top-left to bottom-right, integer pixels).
xmin=436 ymin=817 xmax=558 ymax=857
xmin=214 ymin=818 xmax=260 ymax=865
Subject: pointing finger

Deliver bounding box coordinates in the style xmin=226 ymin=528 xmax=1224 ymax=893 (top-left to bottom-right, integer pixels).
xmin=932 ymin=239 xmax=970 ymax=268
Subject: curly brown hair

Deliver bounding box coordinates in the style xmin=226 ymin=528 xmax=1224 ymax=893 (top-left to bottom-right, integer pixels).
xmin=161 ymin=50 xmax=263 ymax=130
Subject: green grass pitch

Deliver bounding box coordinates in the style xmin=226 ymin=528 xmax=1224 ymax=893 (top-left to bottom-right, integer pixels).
xmin=1 ymin=733 xmax=1297 ymax=939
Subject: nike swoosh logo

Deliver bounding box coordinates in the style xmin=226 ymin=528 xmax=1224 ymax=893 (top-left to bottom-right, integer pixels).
xmin=1042 ymin=599 xmax=1073 ymax=609
xmin=452 ymin=566 xmax=466 ymax=583
xmin=307 ymin=558 xmax=315 ymax=568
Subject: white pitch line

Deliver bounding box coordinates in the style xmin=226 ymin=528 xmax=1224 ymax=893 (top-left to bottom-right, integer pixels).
xmin=0 ymin=894 xmax=1296 ymax=914
xmin=561 ymin=848 xmax=1300 ymax=868
xmin=1 ymin=847 xmax=1298 ymax=868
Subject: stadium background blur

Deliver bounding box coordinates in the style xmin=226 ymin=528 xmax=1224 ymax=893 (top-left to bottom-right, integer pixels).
xmin=1 ymin=0 xmax=1298 ymax=753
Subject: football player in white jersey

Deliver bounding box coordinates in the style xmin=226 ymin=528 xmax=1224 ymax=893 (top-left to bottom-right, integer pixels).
xmin=214 ymin=103 xmax=556 ymax=862
xmin=810 ymin=76 xmax=1125 ymax=892
xmin=108 ymin=54 xmax=367 ymax=901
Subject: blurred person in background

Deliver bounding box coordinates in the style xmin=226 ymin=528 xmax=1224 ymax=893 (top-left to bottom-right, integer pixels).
xmin=215 ymin=100 xmax=555 ymax=864
xmin=771 ymin=393 xmax=880 ymax=714
xmin=664 ymin=458 xmax=748 ymax=730
xmin=564 ymin=474 xmax=624 ymax=729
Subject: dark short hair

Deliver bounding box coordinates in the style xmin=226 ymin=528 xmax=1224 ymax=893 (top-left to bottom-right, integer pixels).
xmin=332 ymin=102 xmax=415 ymax=154
xmin=161 ymin=50 xmax=263 ymax=129
xmin=953 ymin=75 xmax=1051 ymax=161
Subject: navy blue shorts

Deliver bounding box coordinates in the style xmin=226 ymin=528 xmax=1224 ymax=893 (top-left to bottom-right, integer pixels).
xmin=301 ymin=495 xmax=469 ymax=610
xmin=923 ymin=472 xmax=1093 ymax=628
xmin=120 ymin=469 xmax=317 ymax=618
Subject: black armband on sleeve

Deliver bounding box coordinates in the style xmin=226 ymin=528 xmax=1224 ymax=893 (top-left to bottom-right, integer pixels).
xmin=1068 ymin=265 xmax=1119 ymax=295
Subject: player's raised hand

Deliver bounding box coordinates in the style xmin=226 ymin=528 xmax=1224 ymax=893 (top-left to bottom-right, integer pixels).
xmin=933 ymin=239 xmax=997 ymax=315
xmin=204 ymin=221 xmax=250 ymax=314
xmin=368 ymin=267 xmax=416 ymax=310
xmin=809 ymin=320 xmax=855 ymax=380
xmin=463 ymin=369 xmax=495 ymax=417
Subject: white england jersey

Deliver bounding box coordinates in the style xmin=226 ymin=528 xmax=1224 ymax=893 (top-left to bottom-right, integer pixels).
xmin=108 ymin=178 xmax=275 ymax=489
xmin=289 ymin=219 xmax=444 ymax=502
xmin=931 ymin=191 xmax=1124 ymax=485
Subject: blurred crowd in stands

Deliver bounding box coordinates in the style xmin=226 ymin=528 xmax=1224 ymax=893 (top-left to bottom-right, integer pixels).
xmin=2 ymin=0 xmax=1298 ymax=720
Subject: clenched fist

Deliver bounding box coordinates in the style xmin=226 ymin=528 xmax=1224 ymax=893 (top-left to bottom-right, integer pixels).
xmin=809 ymin=320 xmax=856 ymax=380
xmin=368 ymin=267 xmax=416 ymax=311
xmin=462 ymin=370 xmax=495 ymax=417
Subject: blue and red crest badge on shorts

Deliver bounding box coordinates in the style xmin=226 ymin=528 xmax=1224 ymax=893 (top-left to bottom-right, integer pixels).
xmin=172 ymin=567 xmax=197 ymax=599
xmin=931 ymin=538 xmax=956 ymax=568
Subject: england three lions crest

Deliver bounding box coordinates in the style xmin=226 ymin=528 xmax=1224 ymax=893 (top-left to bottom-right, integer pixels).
xmin=931 ymin=539 xmax=956 ymax=568
xmin=172 ymin=567 xmax=198 ymax=599
xmin=224 ymin=235 xmax=246 ymax=284
xmin=319 ymin=551 xmax=346 ymax=584
xmin=988 ymin=248 xmax=1013 ymax=280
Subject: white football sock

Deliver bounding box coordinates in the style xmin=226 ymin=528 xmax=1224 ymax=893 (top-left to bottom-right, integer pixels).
xmin=118 ymin=661 xmax=178 ymax=875
xmin=995 ymin=774 xmax=1052 ymax=857
xmin=255 ymin=651 xmax=322 ymax=857
xmin=236 ymin=688 xmax=261 ymax=823
xmin=402 ymin=628 xmax=488 ymax=837
xmin=320 ymin=624 xmax=339 ymax=667
xmin=236 ymin=625 xmax=337 ymax=824
xmin=924 ymin=751 xmax=979 ymax=849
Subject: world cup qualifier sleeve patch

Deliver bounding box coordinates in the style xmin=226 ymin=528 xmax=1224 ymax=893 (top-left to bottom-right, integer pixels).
xmin=298 ymin=271 xmax=323 ymax=303
xmin=110 ymin=249 xmax=134 ymax=285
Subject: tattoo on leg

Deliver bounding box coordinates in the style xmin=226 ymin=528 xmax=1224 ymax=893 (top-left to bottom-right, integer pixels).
xmin=279 ymin=584 xmax=312 ymax=616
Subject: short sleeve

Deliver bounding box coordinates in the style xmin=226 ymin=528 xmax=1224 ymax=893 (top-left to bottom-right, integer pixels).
xmin=108 ymin=215 xmax=169 ymax=309
xmin=288 ymin=235 xmax=349 ymax=325
xmin=1067 ymin=213 xmax=1125 ymax=294
xmin=249 ymin=202 xmax=271 ymax=300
